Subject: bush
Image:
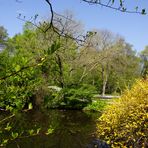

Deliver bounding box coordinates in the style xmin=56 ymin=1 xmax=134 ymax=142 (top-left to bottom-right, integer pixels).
xmin=83 ymin=100 xmax=108 ymax=111
xmin=97 ymin=79 xmax=148 ymax=147
xmin=43 ymin=87 xmax=61 ymax=108
xmin=45 ymin=84 xmax=96 ymax=109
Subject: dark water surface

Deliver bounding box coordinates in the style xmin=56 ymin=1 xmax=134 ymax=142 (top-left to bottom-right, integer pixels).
xmin=0 ymin=110 xmax=101 ymax=148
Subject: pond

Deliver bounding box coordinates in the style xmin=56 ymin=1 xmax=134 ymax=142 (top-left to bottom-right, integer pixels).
xmin=0 ymin=110 xmax=101 ymax=148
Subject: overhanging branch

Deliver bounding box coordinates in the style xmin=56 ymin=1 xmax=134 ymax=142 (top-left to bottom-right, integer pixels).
xmin=82 ymin=0 xmax=146 ymax=14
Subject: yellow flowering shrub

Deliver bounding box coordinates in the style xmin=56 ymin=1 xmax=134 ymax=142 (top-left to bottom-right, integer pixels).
xmin=97 ymin=79 xmax=148 ymax=147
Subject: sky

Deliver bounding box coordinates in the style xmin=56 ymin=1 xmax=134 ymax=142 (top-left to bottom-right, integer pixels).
xmin=0 ymin=0 xmax=148 ymax=51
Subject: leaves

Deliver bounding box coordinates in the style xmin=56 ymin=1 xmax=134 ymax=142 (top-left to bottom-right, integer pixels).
xmin=46 ymin=127 xmax=54 ymax=135
xmin=28 ymin=129 xmax=34 ymax=135
xmin=28 ymin=103 xmax=33 ymax=110
xmin=97 ymin=79 xmax=148 ymax=147
xmin=15 ymin=65 xmax=21 ymax=72
xmin=11 ymin=132 xmax=18 ymax=139
xmin=4 ymin=123 xmax=12 ymax=131
xmin=1 ymin=139 xmax=8 ymax=146
xmin=48 ymin=41 xmax=61 ymax=55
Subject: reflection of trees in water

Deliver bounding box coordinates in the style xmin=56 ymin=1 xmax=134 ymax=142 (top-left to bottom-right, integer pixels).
xmin=2 ymin=110 xmax=98 ymax=148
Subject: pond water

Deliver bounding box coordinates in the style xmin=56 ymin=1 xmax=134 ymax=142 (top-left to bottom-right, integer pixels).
xmin=0 ymin=110 xmax=101 ymax=148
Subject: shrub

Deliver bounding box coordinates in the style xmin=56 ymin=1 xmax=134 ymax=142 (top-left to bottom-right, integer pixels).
xmin=83 ymin=100 xmax=108 ymax=111
xmin=43 ymin=87 xmax=61 ymax=108
xmin=45 ymin=84 xmax=96 ymax=109
xmin=97 ymin=79 xmax=148 ymax=147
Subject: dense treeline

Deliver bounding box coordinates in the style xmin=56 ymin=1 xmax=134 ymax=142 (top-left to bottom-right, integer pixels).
xmin=0 ymin=17 xmax=147 ymax=110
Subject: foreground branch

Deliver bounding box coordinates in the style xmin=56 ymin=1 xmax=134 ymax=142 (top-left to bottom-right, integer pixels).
xmin=82 ymin=0 xmax=146 ymax=14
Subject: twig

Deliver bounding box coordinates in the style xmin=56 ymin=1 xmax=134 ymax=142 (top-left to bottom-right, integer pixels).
xmin=0 ymin=64 xmax=37 ymax=80
xmin=0 ymin=114 xmax=15 ymax=124
xmin=82 ymin=0 xmax=146 ymax=14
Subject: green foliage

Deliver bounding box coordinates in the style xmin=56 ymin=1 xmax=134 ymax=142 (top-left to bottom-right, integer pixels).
xmin=141 ymin=46 xmax=148 ymax=78
xmin=0 ymin=26 xmax=8 ymax=44
xmin=0 ymin=21 xmax=143 ymax=112
xmin=97 ymin=79 xmax=148 ymax=147
xmin=44 ymin=84 xmax=96 ymax=109
xmin=46 ymin=126 xmax=54 ymax=135
xmin=83 ymin=100 xmax=108 ymax=111
xmin=49 ymin=41 xmax=61 ymax=54
xmin=11 ymin=132 xmax=19 ymax=139
xmin=0 ymin=28 xmax=44 ymax=111
xmin=0 ymin=59 xmax=42 ymax=111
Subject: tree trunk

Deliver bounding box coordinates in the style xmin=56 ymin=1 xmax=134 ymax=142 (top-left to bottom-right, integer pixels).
xmin=102 ymin=78 xmax=107 ymax=96
xmin=56 ymin=54 xmax=64 ymax=88
xmin=101 ymin=65 xmax=108 ymax=96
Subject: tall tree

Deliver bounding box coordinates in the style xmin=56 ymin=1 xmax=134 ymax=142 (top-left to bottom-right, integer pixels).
xmin=0 ymin=26 xmax=8 ymax=43
xmin=0 ymin=26 xmax=8 ymax=50
xmin=140 ymin=46 xmax=148 ymax=78
xmin=79 ymin=30 xmax=141 ymax=95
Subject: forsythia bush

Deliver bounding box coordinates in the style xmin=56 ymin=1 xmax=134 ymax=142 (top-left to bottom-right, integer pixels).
xmin=97 ymin=79 xmax=148 ymax=147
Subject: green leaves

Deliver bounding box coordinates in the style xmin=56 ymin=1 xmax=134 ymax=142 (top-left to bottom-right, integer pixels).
xmin=28 ymin=102 xmax=33 ymax=110
xmin=0 ymin=26 xmax=8 ymax=43
xmin=11 ymin=132 xmax=18 ymax=139
xmin=0 ymin=139 xmax=8 ymax=147
xmin=83 ymin=100 xmax=108 ymax=111
xmin=4 ymin=123 xmax=12 ymax=131
xmin=28 ymin=129 xmax=34 ymax=135
xmin=46 ymin=127 xmax=54 ymax=135
xmin=48 ymin=41 xmax=61 ymax=55
xmin=15 ymin=65 xmax=21 ymax=72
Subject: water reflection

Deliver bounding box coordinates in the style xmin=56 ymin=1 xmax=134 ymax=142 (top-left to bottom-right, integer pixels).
xmin=1 ymin=110 xmax=101 ymax=148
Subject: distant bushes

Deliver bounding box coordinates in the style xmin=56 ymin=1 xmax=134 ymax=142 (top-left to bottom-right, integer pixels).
xmin=97 ymin=79 xmax=148 ymax=147
xmin=44 ymin=84 xmax=96 ymax=109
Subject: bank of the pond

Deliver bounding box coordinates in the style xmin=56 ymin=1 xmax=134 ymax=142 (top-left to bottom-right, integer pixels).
xmin=44 ymin=99 xmax=111 ymax=112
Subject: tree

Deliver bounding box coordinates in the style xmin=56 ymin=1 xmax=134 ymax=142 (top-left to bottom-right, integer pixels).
xmin=0 ymin=26 xmax=8 ymax=50
xmin=0 ymin=14 xmax=89 ymax=110
xmin=0 ymin=26 xmax=8 ymax=43
xmin=77 ymin=30 xmax=141 ymax=95
xmin=140 ymin=46 xmax=148 ymax=78
xmin=0 ymin=29 xmax=43 ymax=109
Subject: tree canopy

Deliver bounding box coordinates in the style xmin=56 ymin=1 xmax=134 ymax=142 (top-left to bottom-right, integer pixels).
xmin=0 ymin=26 xmax=8 ymax=44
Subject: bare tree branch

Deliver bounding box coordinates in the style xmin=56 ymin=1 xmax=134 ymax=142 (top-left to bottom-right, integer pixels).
xmin=82 ymin=0 xmax=146 ymax=14
xmin=44 ymin=0 xmax=54 ymax=32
